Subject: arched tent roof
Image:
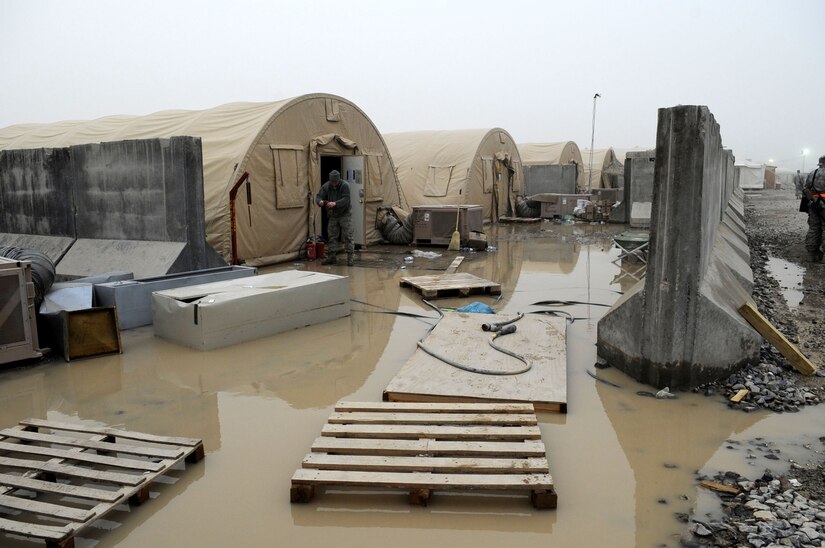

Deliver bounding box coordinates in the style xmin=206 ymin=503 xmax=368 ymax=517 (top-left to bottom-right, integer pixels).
xmin=0 ymin=94 xmax=401 ymax=264
xmin=517 ymin=141 xmax=584 ymax=189
xmin=384 ymin=128 xmax=523 ymax=221
xmin=580 ymin=147 xmax=623 ymax=190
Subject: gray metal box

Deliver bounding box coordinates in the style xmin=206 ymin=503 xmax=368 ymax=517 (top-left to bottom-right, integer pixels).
xmin=94 ymin=266 xmax=257 ymax=330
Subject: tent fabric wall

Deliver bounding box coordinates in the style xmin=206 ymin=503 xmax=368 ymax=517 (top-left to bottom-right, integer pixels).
xmin=0 ymin=94 xmax=401 ymax=264
xmin=384 ymin=128 xmax=523 ymax=221
xmin=517 ymin=141 xmax=584 ymax=189
xmin=580 ymin=147 xmax=622 ymax=189
xmin=735 ymin=162 xmax=766 ymax=190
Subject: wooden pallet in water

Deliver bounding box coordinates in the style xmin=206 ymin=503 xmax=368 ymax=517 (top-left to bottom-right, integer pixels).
xmin=290 ymin=401 xmax=557 ymax=509
xmin=399 ymin=272 xmax=501 ymax=299
xmin=0 ymin=418 xmax=204 ymax=548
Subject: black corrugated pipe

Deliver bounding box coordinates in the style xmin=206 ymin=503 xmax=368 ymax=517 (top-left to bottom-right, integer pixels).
xmin=515 ymin=196 xmax=541 ymax=218
xmin=0 ymin=246 xmax=55 ymax=306
xmin=376 ymin=207 xmax=414 ymax=245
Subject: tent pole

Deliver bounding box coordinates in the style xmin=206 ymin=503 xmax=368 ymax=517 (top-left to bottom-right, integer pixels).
xmin=588 ymin=93 xmax=601 ymax=193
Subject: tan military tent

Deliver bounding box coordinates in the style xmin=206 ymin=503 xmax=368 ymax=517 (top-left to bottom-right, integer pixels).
xmin=517 ymin=141 xmax=584 ymax=189
xmin=384 ymin=129 xmax=523 ymax=221
xmin=580 ymin=147 xmax=623 ymax=189
xmin=0 ymin=93 xmax=401 ymax=265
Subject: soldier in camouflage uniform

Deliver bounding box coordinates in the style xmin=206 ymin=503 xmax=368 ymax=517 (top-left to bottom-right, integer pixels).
xmin=803 ymin=156 xmax=825 ymax=263
xmin=316 ymin=170 xmax=354 ymax=266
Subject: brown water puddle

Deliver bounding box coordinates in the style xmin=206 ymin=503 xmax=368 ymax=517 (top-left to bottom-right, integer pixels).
xmin=0 ymin=223 xmax=822 ymax=547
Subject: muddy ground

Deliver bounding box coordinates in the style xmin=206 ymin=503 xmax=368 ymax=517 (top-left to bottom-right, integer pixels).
xmin=683 ymin=188 xmax=825 ymax=547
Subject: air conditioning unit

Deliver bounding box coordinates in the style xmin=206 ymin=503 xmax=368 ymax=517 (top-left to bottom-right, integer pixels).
xmin=0 ymin=257 xmax=43 ymax=365
xmin=412 ymin=205 xmax=484 ymax=246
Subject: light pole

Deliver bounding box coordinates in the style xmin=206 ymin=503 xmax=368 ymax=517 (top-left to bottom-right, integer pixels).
xmin=802 ymin=148 xmax=810 ymax=172
xmin=588 ymin=93 xmax=601 ymax=193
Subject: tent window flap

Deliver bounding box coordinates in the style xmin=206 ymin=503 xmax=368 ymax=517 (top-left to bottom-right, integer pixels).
xmin=482 ymin=157 xmax=494 ymax=194
xmin=424 ymin=165 xmax=454 ymax=197
xmin=271 ymin=147 xmax=307 ymax=209
xmin=365 ymin=154 xmax=384 ymax=202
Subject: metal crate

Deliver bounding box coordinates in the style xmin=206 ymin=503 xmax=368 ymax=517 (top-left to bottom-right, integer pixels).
xmin=0 ymin=257 xmax=43 ymax=365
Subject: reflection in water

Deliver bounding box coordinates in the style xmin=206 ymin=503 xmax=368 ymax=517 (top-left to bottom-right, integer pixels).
xmin=766 ymin=256 xmax=804 ymax=311
xmin=0 ymin=222 xmax=819 ymax=547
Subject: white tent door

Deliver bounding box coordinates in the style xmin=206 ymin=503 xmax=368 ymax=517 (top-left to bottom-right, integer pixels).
xmin=342 ymin=155 xmax=366 ymax=246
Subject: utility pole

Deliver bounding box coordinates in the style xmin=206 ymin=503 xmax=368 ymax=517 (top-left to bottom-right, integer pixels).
xmin=588 ymin=93 xmax=601 ymax=193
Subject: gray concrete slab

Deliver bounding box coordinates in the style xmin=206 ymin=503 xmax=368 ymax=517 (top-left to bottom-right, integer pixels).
xmin=0 ymin=233 xmax=75 ymax=264
xmin=56 ymin=239 xmax=186 ymax=280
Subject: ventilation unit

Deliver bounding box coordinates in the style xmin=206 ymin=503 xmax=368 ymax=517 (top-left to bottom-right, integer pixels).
xmin=0 ymin=257 xmax=43 ymax=365
xmin=412 ymin=205 xmax=484 ymax=246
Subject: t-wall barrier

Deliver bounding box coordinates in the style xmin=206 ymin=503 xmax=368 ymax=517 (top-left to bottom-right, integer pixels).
xmin=597 ymin=105 xmax=760 ymax=389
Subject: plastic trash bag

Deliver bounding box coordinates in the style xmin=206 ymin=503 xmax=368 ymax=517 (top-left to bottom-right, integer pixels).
xmin=455 ymin=302 xmax=495 ymax=314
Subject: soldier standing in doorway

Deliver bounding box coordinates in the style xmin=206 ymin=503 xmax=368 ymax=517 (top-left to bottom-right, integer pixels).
xmin=803 ymin=156 xmax=825 ymax=263
xmin=316 ymin=170 xmax=354 ymax=266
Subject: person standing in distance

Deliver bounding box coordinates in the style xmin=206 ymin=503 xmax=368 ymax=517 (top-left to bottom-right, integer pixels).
xmin=794 ymin=169 xmax=805 ymax=199
xmin=802 ymin=156 xmax=825 ymax=263
xmin=316 ymin=170 xmax=354 ymax=266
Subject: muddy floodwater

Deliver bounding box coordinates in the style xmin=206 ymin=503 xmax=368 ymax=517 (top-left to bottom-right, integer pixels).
xmin=1 ymin=223 xmax=823 ymax=547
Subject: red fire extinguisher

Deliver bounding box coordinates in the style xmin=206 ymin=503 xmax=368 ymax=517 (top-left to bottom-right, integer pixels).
xmin=305 ymin=239 xmax=316 ymax=260
xmin=316 ymin=238 xmax=326 ymax=259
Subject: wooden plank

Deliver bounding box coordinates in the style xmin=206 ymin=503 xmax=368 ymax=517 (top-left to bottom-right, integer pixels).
xmin=384 ymin=392 xmax=567 ymax=414
xmin=327 ymin=412 xmax=538 ymax=426
xmin=729 ymin=389 xmax=749 ymax=403
xmin=383 ymin=312 xmax=567 ymax=413
xmin=0 ymin=441 xmax=164 ymax=472
xmin=321 ymin=423 xmax=541 ymax=441
xmin=291 ymin=469 xmax=554 ymax=491
xmin=335 ymin=401 xmax=535 ymax=414
xmin=0 ymin=494 xmax=95 ymax=522
xmin=445 ymin=256 xmax=464 ymax=274
xmin=0 ymin=456 xmax=145 ymax=487
xmin=699 ymin=480 xmax=740 ymax=495
xmin=19 ymin=419 xmax=202 ymax=447
xmin=302 ymin=454 xmax=550 ymax=474
xmin=739 ymin=301 xmax=816 ymax=375
xmin=310 ymin=437 xmax=547 ymax=457
xmin=0 ymin=516 xmax=68 ymax=541
xmin=0 ymin=429 xmax=183 ymax=459
xmin=0 ymin=473 xmax=121 ymax=502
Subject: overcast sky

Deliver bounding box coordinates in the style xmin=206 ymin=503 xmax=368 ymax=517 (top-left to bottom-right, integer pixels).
xmin=0 ymin=0 xmax=821 ymax=169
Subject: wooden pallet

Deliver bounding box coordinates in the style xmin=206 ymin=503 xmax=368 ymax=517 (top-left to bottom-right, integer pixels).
xmin=0 ymin=419 xmax=204 ymax=548
xmin=399 ymin=273 xmax=501 ymax=299
xmin=290 ymin=401 xmax=557 ymax=509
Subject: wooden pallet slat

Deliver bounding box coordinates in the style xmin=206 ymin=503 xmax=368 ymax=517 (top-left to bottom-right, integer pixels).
xmin=0 ymin=429 xmax=184 ymax=459
xmin=302 ymin=454 xmax=550 ymax=474
xmin=19 ymin=419 xmax=203 ymax=447
xmin=0 ymin=473 xmax=122 ymax=503
xmin=321 ymin=423 xmax=541 ymax=441
xmin=0 ymin=419 xmax=205 ymax=548
xmin=327 ymin=411 xmax=538 ymax=426
xmin=0 ymin=494 xmax=96 ymax=523
xmin=293 ymin=401 xmax=557 ymax=509
xmin=335 ymin=401 xmax=535 ymax=414
xmin=0 ymin=441 xmax=165 ymax=472
xmin=292 ymin=469 xmax=555 ymax=490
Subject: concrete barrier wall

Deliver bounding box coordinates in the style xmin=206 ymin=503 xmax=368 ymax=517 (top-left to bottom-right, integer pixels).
xmin=625 ymin=150 xmax=655 ymax=228
xmin=597 ymin=105 xmax=760 ymax=389
xmin=0 ymin=137 xmax=224 ymax=278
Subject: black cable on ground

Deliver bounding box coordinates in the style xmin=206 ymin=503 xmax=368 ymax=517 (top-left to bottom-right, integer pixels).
xmin=587 ymin=369 xmax=622 ymax=388
xmin=417 ymin=299 xmax=532 ymax=376
xmin=531 ymin=299 xmax=612 ymax=308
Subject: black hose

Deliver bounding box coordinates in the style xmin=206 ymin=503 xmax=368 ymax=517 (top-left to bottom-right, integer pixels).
xmin=376 ymin=207 xmax=414 ymax=244
xmin=417 ymin=301 xmax=531 ymax=375
xmin=482 ymin=312 xmax=524 ymax=332
xmin=0 ymin=246 xmax=55 ymax=307
xmin=515 ymin=196 xmax=541 ymax=218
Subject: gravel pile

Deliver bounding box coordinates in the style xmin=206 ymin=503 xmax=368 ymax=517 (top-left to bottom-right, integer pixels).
xmin=683 ymin=466 xmax=825 ymax=547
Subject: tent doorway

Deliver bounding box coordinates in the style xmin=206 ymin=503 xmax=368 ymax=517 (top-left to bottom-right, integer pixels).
xmin=318 ymin=155 xmax=366 ymax=247
xmin=319 ymin=156 xmax=342 ymax=241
